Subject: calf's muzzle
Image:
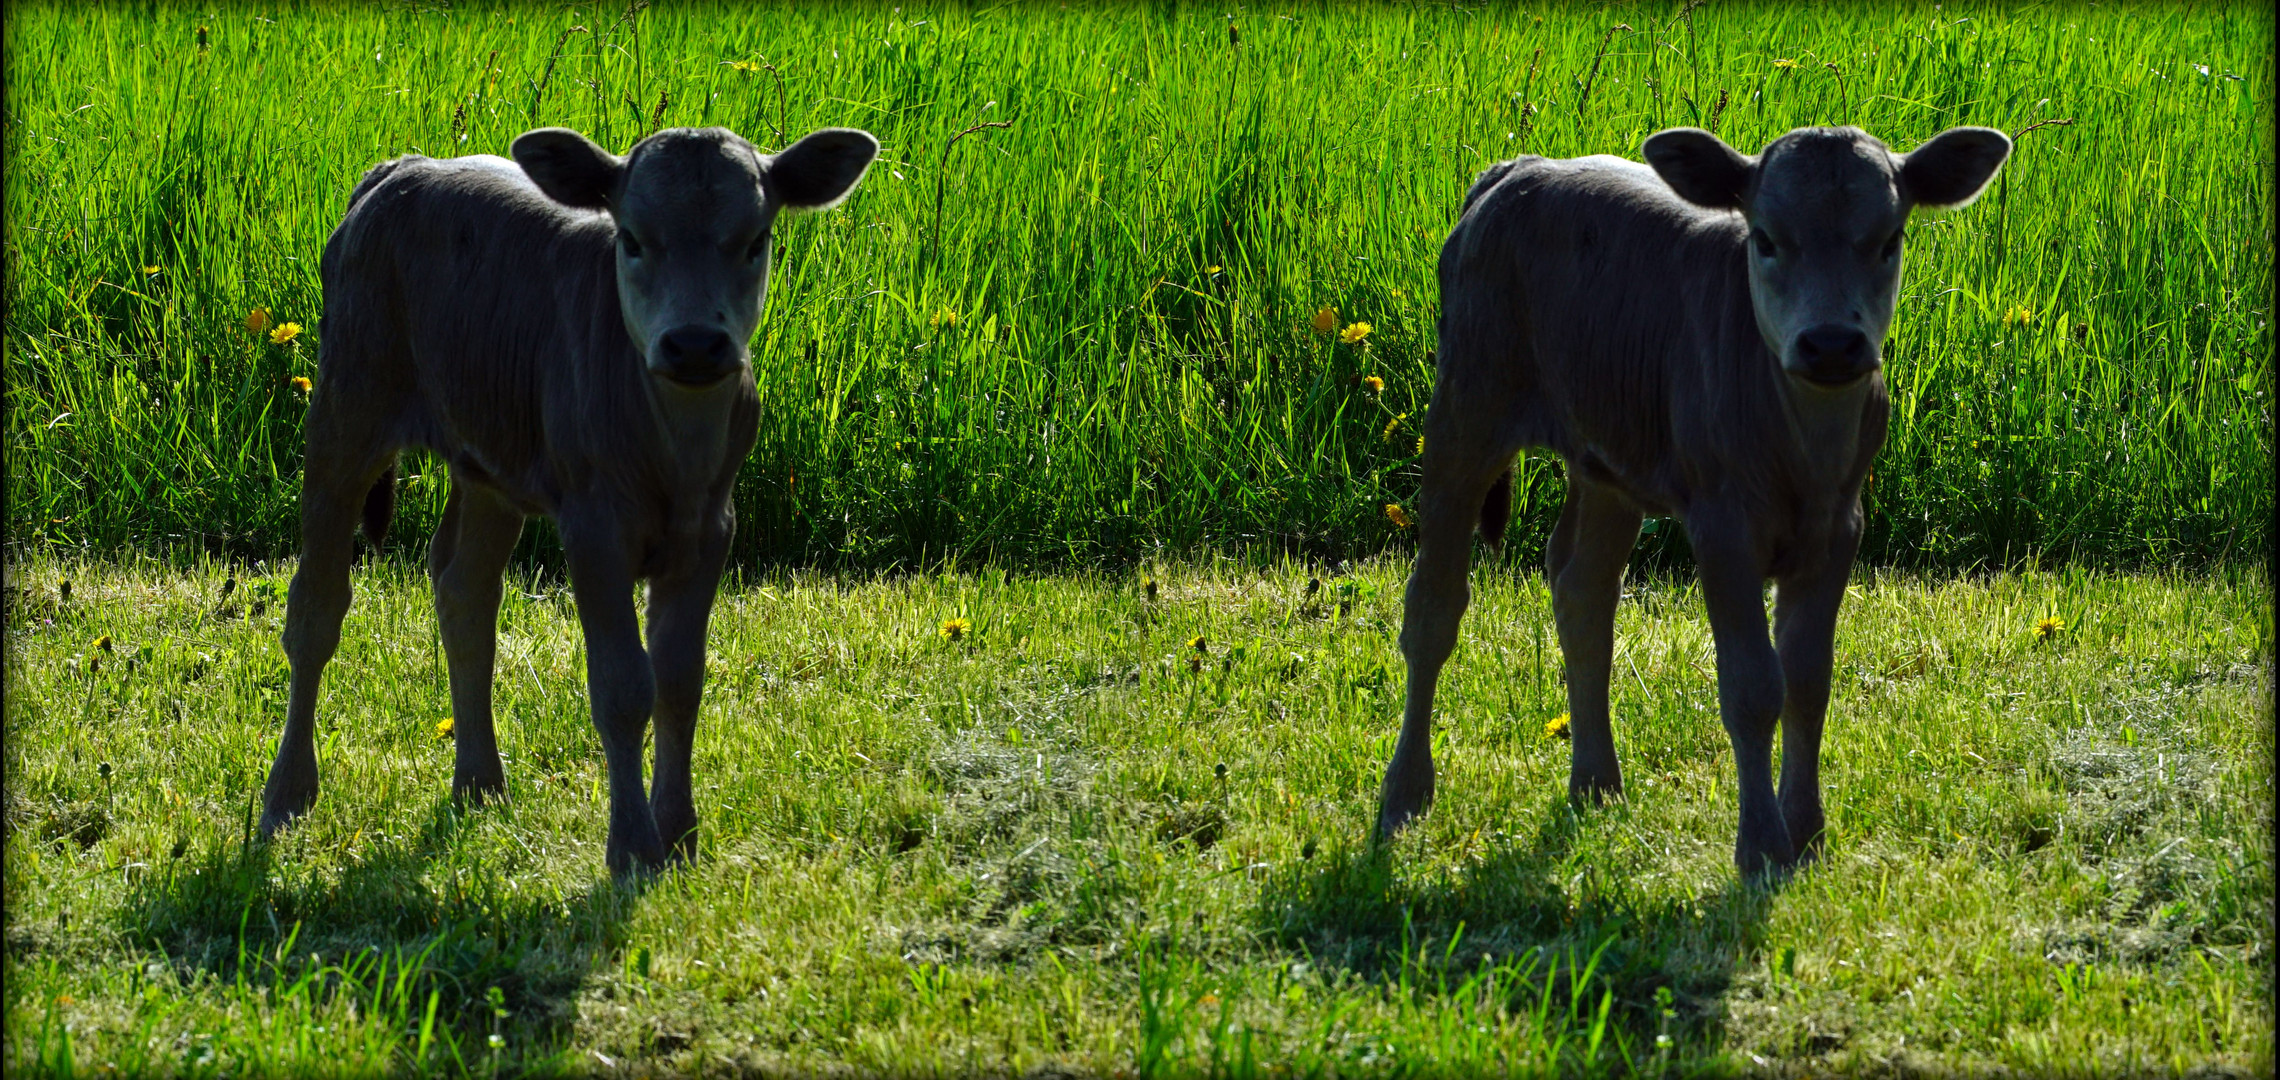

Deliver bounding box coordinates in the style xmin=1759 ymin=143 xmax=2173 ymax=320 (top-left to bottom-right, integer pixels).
xmin=652 ymin=325 xmax=743 ymax=387
xmin=1789 ymin=324 xmax=1877 ymax=387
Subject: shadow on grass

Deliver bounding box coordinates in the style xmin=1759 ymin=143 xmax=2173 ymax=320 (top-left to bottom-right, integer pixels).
xmin=1255 ymin=798 xmax=1782 ymax=1067
xmin=116 ymin=794 xmax=650 ymax=1066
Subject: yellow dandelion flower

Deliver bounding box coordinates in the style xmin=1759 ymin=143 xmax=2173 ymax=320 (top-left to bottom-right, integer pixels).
xmin=269 ymin=321 xmax=303 ymax=345
xmin=1384 ymin=503 xmax=1413 ymax=529
xmin=94 ymin=635 xmax=113 ymax=653
xmin=1310 ymin=306 xmax=1338 ymax=334
xmin=1187 ymin=634 xmax=1208 ymax=653
xmin=939 ymin=616 xmax=972 ymax=642
xmin=1772 ymin=58 xmax=1798 ymax=69
xmin=2004 ymin=305 xmax=2034 ymax=327
xmin=142 ymin=265 xmax=161 ymax=276
xmin=2032 ymin=616 xmax=2065 ymax=642
xmin=1382 ymin=412 xmax=1407 ymax=439
xmin=247 ymin=307 xmax=271 ymax=334
xmin=290 ymin=376 xmax=313 ymax=393
xmin=1362 ymin=375 xmax=1384 ymax=394
xmin=1205 ymin=265 xmax=1223 ymax=275
xmin=1414 ymin=436 xmax=1425 ymax=455
xmin=436 ymin=716 xmax=455 ymax=738
xmin=1545 ymin=713 xmax=1571 ymax=740
xmin=1340 ymin=321 xmax=1373 ymax=345
xmin=930 ymin=307 xmax=958 ymax=328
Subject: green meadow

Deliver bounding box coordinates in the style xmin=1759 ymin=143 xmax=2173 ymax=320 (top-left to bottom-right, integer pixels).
xmin=4 ymin=556 xmax=2271 ymax=1076
xmin=3 ymin=1 xmax=2272 ymax=1077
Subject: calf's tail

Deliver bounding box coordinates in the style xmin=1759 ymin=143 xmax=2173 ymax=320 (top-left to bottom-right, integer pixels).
xmin=361 ymin=461 xmax=396 ymax=544
xmin=1479 ymin=468 xmax=1514 ymax=549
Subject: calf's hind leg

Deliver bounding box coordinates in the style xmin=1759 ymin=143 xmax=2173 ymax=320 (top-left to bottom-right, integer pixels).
xmin=1377 ymin=439 xmax=1511 ymax=840
xmin=1546 ymin=479 xmax=1643 ymax=803
xmin=261 ymin=401 xmax=395 ymax=836
xmin=429 ymin=483 xmax=526 ymax=804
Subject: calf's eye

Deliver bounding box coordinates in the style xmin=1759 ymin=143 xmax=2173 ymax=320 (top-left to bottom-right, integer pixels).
xmin=619 ymin=232 xmax=643 ymax=258
xmin=1750 ymin=228 xmax=1777 ymax=259
xmin=1881 ymin=228 xmax=1905 ymax=260
xmin=746 ymin=233 xmax=769 ymax=263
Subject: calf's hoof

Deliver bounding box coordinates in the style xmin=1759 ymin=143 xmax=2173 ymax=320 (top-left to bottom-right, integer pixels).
xmin=1374 ymin=763 xmax=1434 ymax=841
xmin=1374 ymin=801 xmax=1428 ymax=842
xmin=606 ymin=843 xmax=669 ymax=880
xmin=1567 ymin=772 xmax=1624 ymax=806
xmin=1733 ymin=831 xmax=1799 ymax=881
xmin=654 ymin=808 xmax=699 ymax=862
xmin=452 ymin=773 xmax=509 ymax=807
xmin=1783 ymin=812 xmax=1827 ymax=868
xmin=606 ymin=819 xmax=670 ymax=880
xmin=258 ymin=779 xmax=319 ymax=838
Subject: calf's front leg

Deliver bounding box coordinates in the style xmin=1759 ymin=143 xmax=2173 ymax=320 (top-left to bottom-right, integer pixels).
xmin=1687 ymin=509 xmax=1793 ymax=877
xmin=1770 ymin=512 xmax=1863 ymax=866
xmin=562 ymin=520 xmax=666 ymax=877
xmin=643 ymin=517 xmax=733 ymax=861
xmin=1377 ymin=439 xmax=1509 ymax=839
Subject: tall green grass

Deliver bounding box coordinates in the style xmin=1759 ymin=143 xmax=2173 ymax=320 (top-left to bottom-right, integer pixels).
xmin=4 ymin=1 xmax=2271 ymax=568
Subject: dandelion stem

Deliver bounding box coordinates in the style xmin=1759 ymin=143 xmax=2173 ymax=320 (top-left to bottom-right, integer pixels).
xmin=759 ymin=56 xmax=788 ymax=148
xmin=528 ymin=24 xmax=591 ymax=122
xmin=2009 ymin=116 xmax=2078 ymax=141
xmin=1576 ymin=24 xmax=1632 ymax=124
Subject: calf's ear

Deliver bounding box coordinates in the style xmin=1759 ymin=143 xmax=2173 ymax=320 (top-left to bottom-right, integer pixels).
xmin=512 ymin=128 xmax=622 ymax=209
xmin=767 ymin=128 xmax=880 ymax=210
xmin=1900 ymin=127 xmax=2011 ymax=208
xmin=1643 ymin=127 xmax=1754 ymax=210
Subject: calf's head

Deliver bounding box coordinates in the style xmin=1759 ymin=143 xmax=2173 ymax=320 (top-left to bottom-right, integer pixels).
xmin=511 ymin=125 xmax=878 ymax=388
xmin=1644 ymin=124 xmax=2010 ymax=390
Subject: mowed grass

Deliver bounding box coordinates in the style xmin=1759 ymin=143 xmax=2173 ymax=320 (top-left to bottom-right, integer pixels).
xmin=4 ymin=1 xmax=2272 ymax=569
xmin=4 ymin=554 xmax=2269 ymax=1076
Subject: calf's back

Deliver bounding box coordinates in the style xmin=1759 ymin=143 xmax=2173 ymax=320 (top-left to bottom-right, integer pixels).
xmin=1439 ymin=151 xmax=1875 ymax=544
xmin=320 ymin=154 xmax=640 ymax=514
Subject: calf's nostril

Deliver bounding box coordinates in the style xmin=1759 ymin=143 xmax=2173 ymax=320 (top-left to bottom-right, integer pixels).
xmin=663 ymin=327 xmax=732 ymax=362
xmin=655 ymin=326 xmax=740 ymax=383
xmin=1798 ymin=325 xmax=1868 ymax=362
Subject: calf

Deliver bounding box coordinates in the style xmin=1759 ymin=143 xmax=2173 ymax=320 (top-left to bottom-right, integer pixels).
xmin=258 ymin=125 xmax=878 ymax=876
xmin=1375 ymin=125 xmax=2009 ymax=875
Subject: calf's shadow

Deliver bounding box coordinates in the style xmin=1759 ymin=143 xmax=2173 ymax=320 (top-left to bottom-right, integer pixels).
xmin=119 ymin=793 xmax=649 ymax=1062
xmin=1254 ymin=798 xmax=1783 ymax=1063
